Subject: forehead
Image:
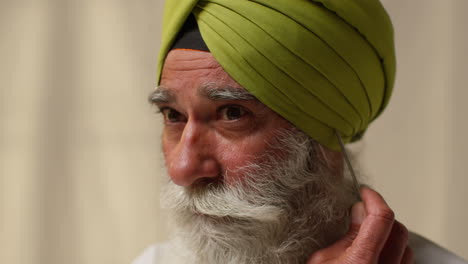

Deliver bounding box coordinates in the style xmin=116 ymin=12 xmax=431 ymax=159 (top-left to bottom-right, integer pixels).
xmin=160 ymin=50 xmax=242 ymax=89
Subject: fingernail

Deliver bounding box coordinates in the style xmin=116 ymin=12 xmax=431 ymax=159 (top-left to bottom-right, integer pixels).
xmin=351 ymin=202 xmax=366 ymax=225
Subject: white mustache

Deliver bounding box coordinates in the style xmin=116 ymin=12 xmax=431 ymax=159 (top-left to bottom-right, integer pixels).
xmin=162 ymin=181 xmax=284 ymax=222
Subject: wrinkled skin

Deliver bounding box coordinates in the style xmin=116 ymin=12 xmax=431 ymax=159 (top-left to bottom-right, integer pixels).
xmin=156 ymin=49 xmax=413 ymax=264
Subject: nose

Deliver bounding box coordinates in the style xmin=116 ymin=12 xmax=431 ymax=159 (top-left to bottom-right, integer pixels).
xmin=166 ymin=121 xmax=221 ymax=186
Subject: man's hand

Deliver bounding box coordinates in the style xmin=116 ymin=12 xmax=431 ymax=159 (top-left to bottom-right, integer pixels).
xmin=307 ymin=187 xmax=413 ymax=264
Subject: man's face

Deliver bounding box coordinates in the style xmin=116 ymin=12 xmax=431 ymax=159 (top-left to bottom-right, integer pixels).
xmin=155 ymin=49 xmax=293 ymax=186
xmin=153 ymin=49 xmax=353 ymax=264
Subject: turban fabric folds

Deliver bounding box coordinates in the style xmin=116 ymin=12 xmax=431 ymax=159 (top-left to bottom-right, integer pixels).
xmin=157 ymin=0 xmax=396 ymax=151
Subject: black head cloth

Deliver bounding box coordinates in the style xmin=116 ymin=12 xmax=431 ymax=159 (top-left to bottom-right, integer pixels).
xmin=171 ymin=14 xmax=210 ymax=52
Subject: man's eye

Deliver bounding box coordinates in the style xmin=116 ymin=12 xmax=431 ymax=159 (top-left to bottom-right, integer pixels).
xmin=160 ymin=108 xmax=185 ymax=123
xmin=219 ymin=105 xmax=248 ymax=121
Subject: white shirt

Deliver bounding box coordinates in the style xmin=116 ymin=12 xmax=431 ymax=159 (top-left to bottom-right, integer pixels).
xmin=132 ymin=232 xmax=467 ymax=264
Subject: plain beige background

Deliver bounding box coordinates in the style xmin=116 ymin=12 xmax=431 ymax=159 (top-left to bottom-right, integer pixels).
xmin=0 ymin=0 xmax=467 ymax=264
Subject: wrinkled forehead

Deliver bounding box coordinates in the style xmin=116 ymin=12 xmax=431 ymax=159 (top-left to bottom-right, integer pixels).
xmin=162 ymin=49 xmax=220 ymax=72
xmin=160 ymin=49 xmax=246 ymax=93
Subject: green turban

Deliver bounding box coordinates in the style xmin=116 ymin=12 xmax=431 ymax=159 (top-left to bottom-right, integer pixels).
xmin=157 ymin=0 xmax=396 ymax=151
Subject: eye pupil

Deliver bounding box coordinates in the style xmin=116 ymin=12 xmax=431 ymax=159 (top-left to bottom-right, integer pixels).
xmin=226 ymin=107 xmax=242 ymax=120
xmin=167 ymin=110 xmax=179 ymax=121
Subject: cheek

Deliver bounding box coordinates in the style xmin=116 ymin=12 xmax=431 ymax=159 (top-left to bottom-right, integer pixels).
xmin=217 ymin=137 xmax=273 ymax=183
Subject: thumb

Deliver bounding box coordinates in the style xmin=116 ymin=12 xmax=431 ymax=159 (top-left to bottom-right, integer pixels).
xmin=330 ymin=202 xmax=367 ymax=250
xmin=346 ymin=202 xmax=367 ymax=242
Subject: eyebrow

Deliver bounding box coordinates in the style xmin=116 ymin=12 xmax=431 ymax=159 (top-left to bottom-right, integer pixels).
xmin=198 ymin=84 xmax=257 ymax=101
xmin=148 ymin=86 xmax=175 ymax=104
xmin=148 ymin=84 xmax=257 ymax=104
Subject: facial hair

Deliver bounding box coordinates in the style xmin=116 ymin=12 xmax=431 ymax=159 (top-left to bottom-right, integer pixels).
xmin=160 ymin=128 xmax=358 ymax=264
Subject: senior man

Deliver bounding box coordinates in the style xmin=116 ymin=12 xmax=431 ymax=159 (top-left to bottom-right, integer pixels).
xmin=134 ymin=0 xmax=467 ymax=263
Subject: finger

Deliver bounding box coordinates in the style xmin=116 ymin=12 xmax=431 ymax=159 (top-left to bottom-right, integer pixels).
xmin=401 ymin=246 xmax=414 ymax=264
xmin=347 ymin=187 xmax=395 ymax=263
xmin=339 ymin=202 xmax=367 ymax=247
xmin=307 ymin=202 xmax=366 ymax=263
xmin=378 ymin=221 xmax=409 ymax=264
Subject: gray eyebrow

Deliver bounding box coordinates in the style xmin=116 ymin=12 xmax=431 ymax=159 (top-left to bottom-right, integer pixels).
xmin=199 ymin=83 xmax=257 ymax=101
xmin=148 ymin=84 xmax=257 ymax=104
xmin=148 ymin=86 xmax=175 ymax=104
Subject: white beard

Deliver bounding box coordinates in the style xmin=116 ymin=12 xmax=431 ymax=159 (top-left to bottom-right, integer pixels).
xmin=161 ymin=129 xmax=358 ymax=264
